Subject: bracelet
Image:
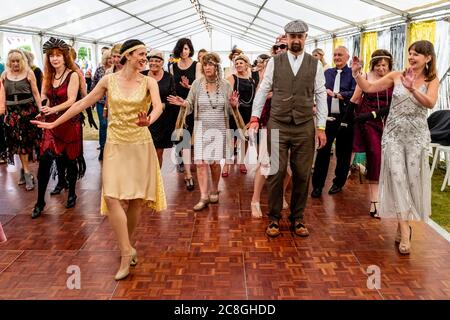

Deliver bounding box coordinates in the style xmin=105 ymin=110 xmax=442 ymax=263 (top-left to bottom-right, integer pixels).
xmin=352 ymin=72 xmax=360 ymax=79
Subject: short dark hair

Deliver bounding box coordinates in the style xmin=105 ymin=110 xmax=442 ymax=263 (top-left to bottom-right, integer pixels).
xmin=173 ymin=38 xmax=194 ymax=59
xmin=120 ymin=39 xmax=145 ymax=65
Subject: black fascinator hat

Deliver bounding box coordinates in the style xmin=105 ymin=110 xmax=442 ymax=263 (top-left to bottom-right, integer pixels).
xmin=43 ymin=37 xmax=70 ymax=54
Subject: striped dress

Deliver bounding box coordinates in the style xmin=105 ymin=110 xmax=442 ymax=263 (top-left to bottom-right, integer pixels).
xmin=193 ymin=85 xmax=227 ymax=162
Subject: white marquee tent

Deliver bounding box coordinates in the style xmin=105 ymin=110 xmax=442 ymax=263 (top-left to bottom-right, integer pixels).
xmin=1 ymin=0 xmax=450 ymax=110
xmin=0 ymin=1 xmax=449 ymax=61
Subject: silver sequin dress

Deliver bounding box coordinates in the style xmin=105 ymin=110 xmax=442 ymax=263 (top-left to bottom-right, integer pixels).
xmin=378 ymin=82 xmax=431 ymax=221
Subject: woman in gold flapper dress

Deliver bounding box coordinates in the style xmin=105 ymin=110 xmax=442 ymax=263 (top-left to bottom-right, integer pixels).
xmin=32 ymin=39 xmax=166 ymax=280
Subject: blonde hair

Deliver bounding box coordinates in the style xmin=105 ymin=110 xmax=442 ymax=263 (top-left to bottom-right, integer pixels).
xmin=234 ymin=53 xmax=250 ymax=66
xmin=111 ymin=43 xmax=122 ymax=55
xmin=101 ymin=49 xmax=111 ymax=66
xmin=22 ymin=51 xmax=36 ymax=68
xmin=6 ymin=49 xmax=29 ymax=73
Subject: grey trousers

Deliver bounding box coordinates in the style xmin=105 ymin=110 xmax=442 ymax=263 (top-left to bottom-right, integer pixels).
xmin=267 ymin=117 xmax=315 ymax=222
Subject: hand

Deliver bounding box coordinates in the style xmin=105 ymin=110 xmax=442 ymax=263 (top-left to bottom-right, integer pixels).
xmin=400 ymin=68 xmax=416 ymax=92
xmin=135 ymin=111 xmax=151 ymax=127
xmin=316 ymin=129 xmax=327 ymax=149
xmin=326 ymin=89 xmax=334 ymax=97
xmin=167 ymin=95 xmax=185 ymax=107
xmin=102 ymin=108 xmax=108 ymax=119
xmin=312 ymin=106 xmax=317 ymax=116
xmin=30 ymin=119 xmax=55 ymax=130
xmin=351 ymin=56 xmax=363 ymax=78
xmin=180 ymin=76 xmax=190 ymax=89
xmin=247 ymin=116 xmax=260 ymax=133
xmin=229 ymin=90 xmax=239 ymax=108
xmin=0 ymin=108 xmax=5 ymax=116
xmin=41 ymin=106 xmax=56 ymax=116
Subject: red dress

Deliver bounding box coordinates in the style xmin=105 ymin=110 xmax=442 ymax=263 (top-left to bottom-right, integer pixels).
xmin=353 ymin=87 xmax=393 ymax=181
xmin=40 ymin=71 xmax=83 ymax=160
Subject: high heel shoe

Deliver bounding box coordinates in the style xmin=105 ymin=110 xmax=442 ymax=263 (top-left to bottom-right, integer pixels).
xmin=221 ymin=165 xmax=229 ymax=177
xmin=398 ymin=226 xmax=412 ymax=255
xmin=184 ymin=177 xmax=195 ymax=191
xmin=369 ymin=201 xmax=380 ymax=219
xmin=114 ymin=250 xmax=135 ymax=280
xmin=239 ymin=164 xmax=247 ymax=174
xmin=65 ymin=195 xmax=77 ymax=208
xmin=130 ymin=247 xmax=138 ymax=266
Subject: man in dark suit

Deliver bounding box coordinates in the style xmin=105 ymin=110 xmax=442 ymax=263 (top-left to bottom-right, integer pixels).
xmin=311 ymin=46 xmax=356 ymax=198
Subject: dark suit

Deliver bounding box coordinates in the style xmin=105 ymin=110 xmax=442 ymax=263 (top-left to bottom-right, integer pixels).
xmin=312 ymin=65 xmax=356 ymax=191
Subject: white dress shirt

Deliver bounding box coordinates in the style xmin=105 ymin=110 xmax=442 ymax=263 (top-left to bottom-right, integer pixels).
xmin=251 ymin=50 xmax=328 ymax=128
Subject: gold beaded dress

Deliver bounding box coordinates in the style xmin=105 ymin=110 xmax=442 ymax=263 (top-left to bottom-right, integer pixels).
xmin=100 ymin=73 xmax=166 ymax=214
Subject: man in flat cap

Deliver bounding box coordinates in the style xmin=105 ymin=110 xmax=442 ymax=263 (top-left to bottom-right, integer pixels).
xmin=249 ymin=19 xmax=328 ymax=237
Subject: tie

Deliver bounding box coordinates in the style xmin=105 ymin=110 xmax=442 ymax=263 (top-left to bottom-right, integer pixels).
xmin=331 ymin=69 xmax=342 ymax=114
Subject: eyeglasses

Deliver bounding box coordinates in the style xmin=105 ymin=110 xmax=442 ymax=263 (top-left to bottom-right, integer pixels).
xmin=273 ymin=44 xmax=287 ymax=51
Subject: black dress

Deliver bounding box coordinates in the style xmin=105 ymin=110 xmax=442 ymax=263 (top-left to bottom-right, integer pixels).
xmin=141 ymin=71 xmax=178 ymax=149
xmin=172 ymin=61 xmax=197 ymax=135
xmin=229 ymin=74 xmax=255 ymax=129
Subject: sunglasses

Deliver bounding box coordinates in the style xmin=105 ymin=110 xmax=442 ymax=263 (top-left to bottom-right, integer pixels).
xmin=273 ymin=44 xmax=287 ymax=50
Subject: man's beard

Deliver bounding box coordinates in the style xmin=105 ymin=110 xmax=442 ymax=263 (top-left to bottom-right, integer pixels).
xmin=289 ymin=43 xmax=302 ymax=53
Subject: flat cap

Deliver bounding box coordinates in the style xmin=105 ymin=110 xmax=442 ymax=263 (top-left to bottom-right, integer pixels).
xmin=284 ymin=20 xmax=309 ymax=33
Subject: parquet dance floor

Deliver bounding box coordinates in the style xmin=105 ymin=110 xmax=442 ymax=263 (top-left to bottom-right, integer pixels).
xmin=0 ymin=141 xmax=449 ymax=300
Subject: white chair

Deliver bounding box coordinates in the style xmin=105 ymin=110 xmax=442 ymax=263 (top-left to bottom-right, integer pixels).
xmin=430 ymin=144 xmax=450 ymax=191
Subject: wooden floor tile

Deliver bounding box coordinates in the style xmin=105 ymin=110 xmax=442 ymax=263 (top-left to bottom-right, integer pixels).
xmin=0 ymin=141 xmax=449 ymax=299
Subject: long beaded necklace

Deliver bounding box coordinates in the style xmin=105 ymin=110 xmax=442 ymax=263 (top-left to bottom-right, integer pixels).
xmin=236 ymin=75 xmax=254 ymax=105
xmin=205 ymin=78 xmax=220 ymax=110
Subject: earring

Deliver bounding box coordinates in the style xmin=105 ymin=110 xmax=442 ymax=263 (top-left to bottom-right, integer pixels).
xmin=425 ymin=63 xmax=429 ymax=71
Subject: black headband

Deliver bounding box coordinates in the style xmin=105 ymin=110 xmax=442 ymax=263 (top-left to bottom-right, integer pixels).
xmin=147 ymin=55 xmax=163 ymax=61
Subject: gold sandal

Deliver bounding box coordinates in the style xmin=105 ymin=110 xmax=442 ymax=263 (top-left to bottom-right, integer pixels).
xmin=193 ymin=198 xmax=209 ymax=211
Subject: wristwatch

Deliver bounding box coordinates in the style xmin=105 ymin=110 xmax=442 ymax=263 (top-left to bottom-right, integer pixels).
xmin=334 ymin=93 xmax=338 ymax=99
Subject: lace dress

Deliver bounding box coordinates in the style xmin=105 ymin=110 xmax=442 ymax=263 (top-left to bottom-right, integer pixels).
xmin=378 ymin=82 xmax=431 ymax=221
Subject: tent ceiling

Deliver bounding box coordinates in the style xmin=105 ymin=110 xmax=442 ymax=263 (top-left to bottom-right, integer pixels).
xmin=1 ymin=0 xmax=449 ymax=50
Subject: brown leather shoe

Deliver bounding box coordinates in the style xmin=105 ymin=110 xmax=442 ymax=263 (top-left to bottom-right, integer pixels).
xmin=266 ymin=221 xmax=281 ymax=237
xmin=292 ymin=220 xmax=309 ymax=237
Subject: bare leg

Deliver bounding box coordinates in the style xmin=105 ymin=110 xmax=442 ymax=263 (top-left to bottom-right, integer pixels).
xmin=183 ymin=148 xmax=192 ymax=179
xmin=368 ymin=181 xmax=379 ymax=214
xmin=251 ymin=165 xmax=265 ymax=218
xmin=156 ymin=149 xmax=164 ymax=168
xmin=19 ymin=154 xmax=30 ymax=173
xmin=196 ymin=163 xmax=209 ymax=199
xmin=251 ymin=166 xmax=266 ymax=203
xmin=398 ymin=219 xmax=412 ymax=254
xmin=104 ymin=197 xmax=132 ymax=272
xmin=210 ymin=162 xmax=221 ymax=194
xmin=126 ymin=199 xmax=143 ymax=242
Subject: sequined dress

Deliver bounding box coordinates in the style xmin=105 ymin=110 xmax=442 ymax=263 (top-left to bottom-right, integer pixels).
xmin=100 ymin=74 xmax=166 ymax=214
xmin=378 ymin=82 xmax=431 ymax=221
